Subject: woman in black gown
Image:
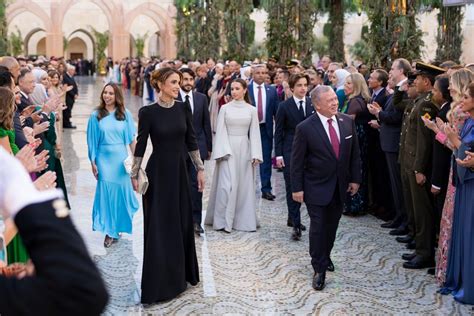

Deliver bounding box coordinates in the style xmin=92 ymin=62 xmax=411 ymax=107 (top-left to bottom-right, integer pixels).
xmin=130 ymin=68 xmax=205 ymax=304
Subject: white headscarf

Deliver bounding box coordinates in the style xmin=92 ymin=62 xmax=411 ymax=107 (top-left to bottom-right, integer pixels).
xmin=334 ymin=69 xmax=350 ymax=91
xmin=29 ymin=68 xmax=49 ymax=105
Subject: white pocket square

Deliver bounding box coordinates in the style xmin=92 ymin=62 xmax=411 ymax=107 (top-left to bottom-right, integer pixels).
xmin=345 ymin=135 xmax=353 ymax=140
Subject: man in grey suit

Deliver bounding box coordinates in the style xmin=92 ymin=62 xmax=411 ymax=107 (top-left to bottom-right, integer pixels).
xmin=178 ymin=68 xmax=212 ymax=235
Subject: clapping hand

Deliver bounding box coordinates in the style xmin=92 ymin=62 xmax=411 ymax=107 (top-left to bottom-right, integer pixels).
xmin=33 ymin=121 xmax=50 ymax=136
xmin=367 ymin=102 xmax=382 ymax=116
xmin=34 ymin=171 xmax=57 ymax=191
xmin=445 ymin=124 xmax=460 ymax=148
xmin=347 ymin=183 xmax=360 ymax=196
xmin=456 ymin=151 xmax=474 ymax=168
xmin=368 ymin=119 xmax=380 ymax=129
xmin=435 ymin=117 xmax=446 ymax=133
xmin=421 ymin=116 xmax=438 ymax=133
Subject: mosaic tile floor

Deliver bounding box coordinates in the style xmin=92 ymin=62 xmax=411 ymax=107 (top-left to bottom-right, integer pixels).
xmin=61 ymin=77 xmax=474 ymax=315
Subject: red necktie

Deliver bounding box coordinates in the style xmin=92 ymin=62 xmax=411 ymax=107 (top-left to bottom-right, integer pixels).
xmin=257 ymin=86 xmax=263 ymax=122
xmin=327 ymin=118 xmax=340 ymax=158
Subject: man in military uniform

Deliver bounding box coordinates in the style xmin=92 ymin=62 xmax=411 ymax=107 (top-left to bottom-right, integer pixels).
xmin=401 ymin=62 xmax=445 ymax=269
xmin=0 ymin=148 xmax=109 ymax=315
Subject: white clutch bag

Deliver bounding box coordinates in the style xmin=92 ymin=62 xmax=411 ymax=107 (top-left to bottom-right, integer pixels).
xmin=123 ymin=155 xmax=133 ymax=174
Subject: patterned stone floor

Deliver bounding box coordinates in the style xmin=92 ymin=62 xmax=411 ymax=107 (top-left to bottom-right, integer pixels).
xmin=61 ymin=77 xmax=473 ymax=315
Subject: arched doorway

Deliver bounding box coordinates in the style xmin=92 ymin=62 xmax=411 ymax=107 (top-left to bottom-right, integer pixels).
xmin=68 ymin=37 xmax=87 ymax=60
xmin=36 ymin=38 xmax=46 ymax=56
xmin=67 ymin=29 xmax=95 ymax=60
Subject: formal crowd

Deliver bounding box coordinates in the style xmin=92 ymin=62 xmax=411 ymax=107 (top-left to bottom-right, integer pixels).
xmin=0 ymin=52 xmax=473 ymax=313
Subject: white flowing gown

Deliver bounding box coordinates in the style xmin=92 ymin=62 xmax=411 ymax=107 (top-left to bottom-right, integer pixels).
xmin=205 ymin=100 xmax=263 ymax=232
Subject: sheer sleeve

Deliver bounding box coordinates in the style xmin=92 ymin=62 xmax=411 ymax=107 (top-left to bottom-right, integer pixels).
xmin=346 ymin=97 xmax=366 ymax=117
xmin=86 ymin=112 xmax=99 ymax=163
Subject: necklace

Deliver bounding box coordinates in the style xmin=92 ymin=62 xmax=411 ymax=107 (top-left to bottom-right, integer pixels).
xmin=157 ymin=96 xmax=174 ymax=108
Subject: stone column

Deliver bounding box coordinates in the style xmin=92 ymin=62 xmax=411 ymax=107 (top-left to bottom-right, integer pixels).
xmin=46 ymin=32 xmax=63 ymax=57
xmin=111 ymin=32 xmax=130 ymax=61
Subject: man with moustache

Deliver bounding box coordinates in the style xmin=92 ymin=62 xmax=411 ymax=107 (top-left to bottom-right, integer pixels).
xmin=274 ymin=73 xmax=315 ymax=240
xmin=177 ymin=68 xmax=212 ymax=235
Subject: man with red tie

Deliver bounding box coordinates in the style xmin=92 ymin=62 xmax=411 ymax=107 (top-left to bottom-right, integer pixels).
xmin=248 ymin=65 xmax=279 ymax=201
xmin=291 ymin=86 xmax=361 ymax=291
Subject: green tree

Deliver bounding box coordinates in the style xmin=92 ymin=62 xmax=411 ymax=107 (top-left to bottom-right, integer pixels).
xmin=217 ymin=0 xmax=255 ymax=61
xmin=135 ymin=32 xmax=149 ymax=58
xmin=262 ymin=0 xmax=319 ymax=65
xmin=8 ymin=28 xmax=23 ymax=56
xmin=0 ymin=0 xmax=8 ymax=56
xmin=433 ymin=2 xmax=463 ymax=63
xmin=90 ymin=27 xmax=109 ymax=75
xmin=327 ymin=0 xmax=345 ymax=62
xmin=362 ymin=0 xmax=424 ymax=67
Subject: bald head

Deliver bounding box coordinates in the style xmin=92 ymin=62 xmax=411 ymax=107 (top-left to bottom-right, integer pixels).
xmin=0 ymin=56 xmax=20 ymax=81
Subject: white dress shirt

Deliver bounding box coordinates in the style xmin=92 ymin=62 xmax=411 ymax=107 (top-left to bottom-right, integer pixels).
xmin=293 ymin=96 xmax=306 ymax=116
xmin=180 ymin=89 xmax=194 ymax=114
xmin=252 ymin=82 xmax=266 ymax=123
xmin=316 ymin=111 xmax=340 ymax=142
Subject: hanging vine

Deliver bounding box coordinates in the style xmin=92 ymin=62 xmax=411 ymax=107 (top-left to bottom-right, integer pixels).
xmin=0 ymin=0 xmax=8 ymax=56
xmin=435 ymin=4 xmax=463 ymax=63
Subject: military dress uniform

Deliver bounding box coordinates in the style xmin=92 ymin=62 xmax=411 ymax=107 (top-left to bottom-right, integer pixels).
xmin=0 ymin=148 xmax=108 ymax=315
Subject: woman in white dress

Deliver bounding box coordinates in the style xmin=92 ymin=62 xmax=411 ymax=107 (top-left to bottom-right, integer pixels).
xmin=206 ymin=79 xmax=263 ymax=232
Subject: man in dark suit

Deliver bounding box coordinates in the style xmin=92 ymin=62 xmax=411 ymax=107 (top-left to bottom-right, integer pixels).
xmin=291 ymin=86 xmax=361 ymax=291
xmin=274 ymin=73 xmax=314 ymax=240
xmin=367 ymin=69 xmax=393 ymax=220
xmin=62 ymin=64 xmax=79 ymax=129
xmin=369 ymin=75 xmax=406 ymax=232
xmin=178 ymin=68 xmax=212 ymax=235
xmin=248 ymin=65 xmax=279 ymax=200
xmin=0 ymin=148 xmax=108 ymax=315
xmin=428 ymin=76 xmax=452 ymax=239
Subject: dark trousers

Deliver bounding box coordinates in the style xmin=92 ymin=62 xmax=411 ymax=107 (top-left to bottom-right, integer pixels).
xmin=186 ymin=158 xmax=203 ymax=224
xmin=407 ymin=173 xmax=435 ymax=260
xmin=259 ymin=124 xmax=273 ymax=193
xmin=307 ymin=188 xmax=342 ymax=273
xmin=282 ymin=157 xmax=301 ymax=226
xmin=385 ymin=152 xmax=406 ymax=225
xmin=63 ymin=100 xmax=74 ymax=126
xmin=401 ymin=168 xmax=416 ymax=238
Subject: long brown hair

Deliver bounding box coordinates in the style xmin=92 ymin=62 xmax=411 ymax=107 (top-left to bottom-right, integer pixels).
xmin=232 ymin=78 xmax=251 ymax=104
xmin=97 ymin=83 xmax=126 ymax=121
xmin=0 ymin=87 xmax=15 ymax=130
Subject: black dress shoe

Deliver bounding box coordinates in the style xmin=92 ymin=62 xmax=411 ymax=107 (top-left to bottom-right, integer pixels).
xmin=300 ymin=224 xmax=306 ymax=231
xmin=406 ymin=240 xmax=416 ymax=250
xmin=312 ymin=271 xmax=326 ymax=291
xmin=291 ymin=226 xmax=302 ymax=241
xmin=287 ymin=218 xmax=294 ymax=227
xmin=194 ymin=223 xmax=204 ymax=235
xmin=313 ymin=271 xmax=326 ymax=291
xmin=403 ymin=256 xmax=435 ymax=269
xmin=327 ymin=259 xmax=335 ymax=272
xmin=396 ymin=235 xmax=413 ymax=243
xmin=402 ymin=252 xmax=417 ymax=261
xmin=389 ymin=227 xmax=409 ymax=236
xmin=262 ymin=192 xmax=275 ymax=201
xmin=63 ymin=124 xmax=77 ymax=129
xmin=381 ymin=220 xmax=400 ymax=229
xmin=269 ymin=192 xmax=276 ymax=199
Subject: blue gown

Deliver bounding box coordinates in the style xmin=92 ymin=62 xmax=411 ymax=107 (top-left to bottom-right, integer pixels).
xmin=87 ymin=109 xmax=139 ymax=239
xmin=441 ymin=117 xmax=474 ymax=304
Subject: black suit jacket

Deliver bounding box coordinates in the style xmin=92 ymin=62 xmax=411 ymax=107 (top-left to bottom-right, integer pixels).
xmin=431 ymin=102 xmax=452 ymax=190
xmin=248 ymin=82 xmax=279 ymax=140
xmin=274 ymin=97 xmax=314 ymax=161
xmin=291 ymin=113 xmax=362 ymax=206
xmin=13 ymin=112 xmax=28 ymax=149
xmin=177 ymin=91 xmax=212 ymax=160
xmin=0 ymin=199 xmax=108 ymax=315
xmin=371 ymin=88 xmax=389 ymax=108
xmin=378 ymin=94 xmax=403 ymax=153
xmin=63 ymin=73 xmax=78 ymax=106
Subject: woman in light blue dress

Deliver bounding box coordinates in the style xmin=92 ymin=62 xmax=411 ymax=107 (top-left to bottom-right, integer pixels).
xmin=87 ymin=83 xmax=138 ymax=248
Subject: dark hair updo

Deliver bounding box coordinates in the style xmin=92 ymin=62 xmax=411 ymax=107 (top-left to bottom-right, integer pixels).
xmin=150 ymin=67 xmax=183 ymax=92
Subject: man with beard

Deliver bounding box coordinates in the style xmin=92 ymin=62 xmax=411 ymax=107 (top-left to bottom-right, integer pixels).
xmin=177 ymin=68 xmax=212 ymax=235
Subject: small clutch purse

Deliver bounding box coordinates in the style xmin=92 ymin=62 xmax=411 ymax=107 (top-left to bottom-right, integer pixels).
xmin=137 ymin=168 xmax=149 ymax=195
xmin=123 ymin=155 xmax=133 ymax=174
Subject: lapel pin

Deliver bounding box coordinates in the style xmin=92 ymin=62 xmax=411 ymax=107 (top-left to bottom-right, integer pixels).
xmin=339 ymin=118 xmax=343 ymax=122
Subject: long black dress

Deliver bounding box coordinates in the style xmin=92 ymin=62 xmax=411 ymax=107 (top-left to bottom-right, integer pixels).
xmin=135 ymin=101 xmax=200 ymax=304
